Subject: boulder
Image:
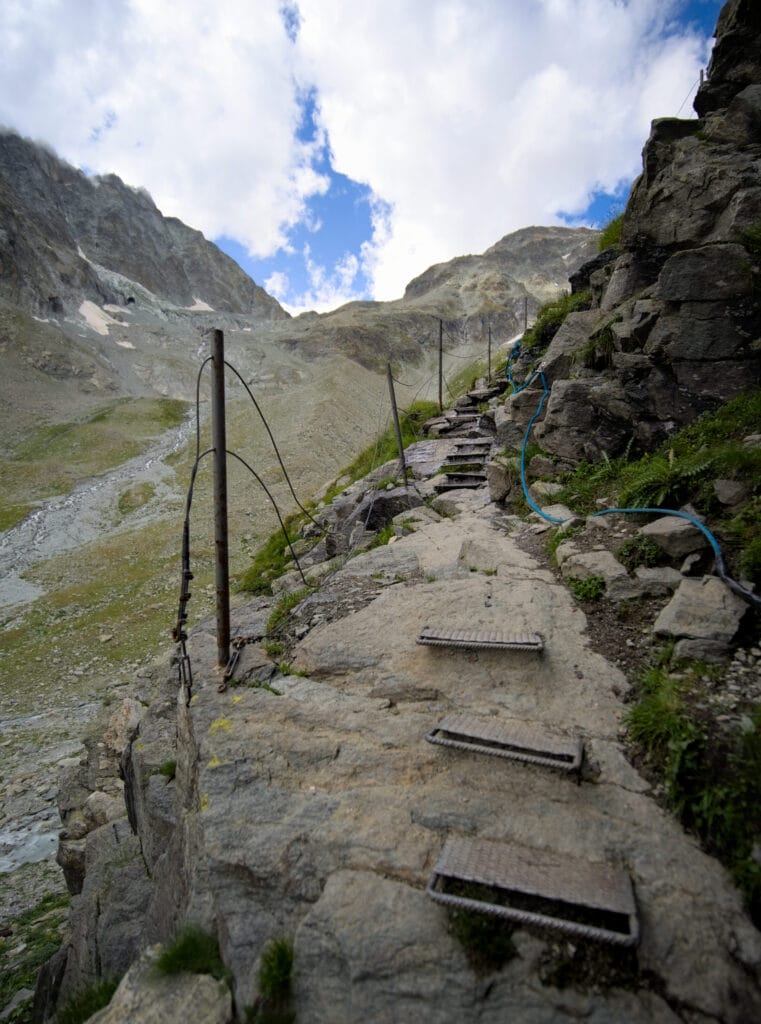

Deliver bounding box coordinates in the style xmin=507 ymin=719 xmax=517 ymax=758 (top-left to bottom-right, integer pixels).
xmin=83 ymin=791 xmax=125 ymax=830
xmin=653 ymin=576 xmax=748 ymax=655
xmin=713 ymin=478 xmax=749 ymax=506
xmin=86 ymin=947 xmax=232 ymax=1024
xmin=639 ymin=516 xmax=708 ymax=559
xmin=486 ymin=457 xmax=517 ymax=502
xmin=607 ymin=566 xmax=683 ymax=603
xmin=536 ymin=378 xmax=634 ymax=462
xmin=560 ymin=549 xmax=629 ymax=589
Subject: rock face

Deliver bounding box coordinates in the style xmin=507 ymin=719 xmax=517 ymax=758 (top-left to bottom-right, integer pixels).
xmin=38 ymin=493 xmax=761 ymax=1023
xmin=0 ymin=131 xmax=288 ymax=319
xmin=498 ymin=0 xmax=761 ymax=464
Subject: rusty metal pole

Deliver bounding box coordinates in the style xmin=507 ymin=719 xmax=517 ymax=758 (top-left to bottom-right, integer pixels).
xmin=387 ymin=363 xmax=408 ymax=484
xmin=211 ymin=329 xmax=230 ymax=668
xmin=438 ymin=319 xmax=443 ymax=412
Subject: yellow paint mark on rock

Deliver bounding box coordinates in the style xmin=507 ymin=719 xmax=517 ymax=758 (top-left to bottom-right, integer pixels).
xmin=231 ymin=695 xmax=243 ymax=705
xmin=191 ymin=694 xmax=200 ymax=705
xmin=201 ymin=792 xmax=209 ymax=811
xmin=207 ymin=754 xmax=222 ymax=768
xmin=209 ymin=717 xmax=232 ymax=734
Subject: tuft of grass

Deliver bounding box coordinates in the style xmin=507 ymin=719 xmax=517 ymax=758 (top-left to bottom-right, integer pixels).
xmin=574 ymin=321 xmax=617 ymax=370
xmin=57 ymin=980 xmax=119 ymax=1024
xmin=0 ymin=890 xmax=71 ymax=1022
xmin=238 ymin=513 xmax=307 ymax=595
xmin=266 ymin=588 xmax=313 ymax=636
xmin=446 ymin=360 xmax=489 ymax=400
xmin=737 ymin=223 xmax=761 ymax=261
xmin=567 ymin=575 xmax=605 ymax=602
xmin=154 ymin=926 xmax=228 ymax=982
xmin=321 ymin=400 xmax=440 ymax=504
xmin=625 ymin=667 xmax=696 ymax=760
xmin=446 ymin=887 xmax=517 ymax=973
xmin=366 ymin=523 xmax=395 ymax=550
xmin=247 ymin=938 xmax=295 ymax=1024
xmin=626 ymin=658 xmax=761 ymax=924
xmin=598 ymin=212 xmax=624 ymax=251
xmin=616 ymin=536 xmax=664 ymax=572
xmin=156 ymin=759 xmax=177 ymax=781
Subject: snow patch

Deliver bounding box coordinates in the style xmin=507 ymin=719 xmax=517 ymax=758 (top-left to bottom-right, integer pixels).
xmin=78 ymin=300 xmax=119 ymax=336
xmin=116 ymin=339 xmax=135 ymax=349
xmin=185 ymin=297 xmax=214 ymax=311
xmin=32 ymin=316 xmax=50 ymax=323
xmin=103 ymin=303 xmax=132 ymax=315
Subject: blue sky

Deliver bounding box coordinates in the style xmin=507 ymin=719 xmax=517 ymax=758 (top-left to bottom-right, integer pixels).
xmin=0 ymin=0 xmax=723 ymax=313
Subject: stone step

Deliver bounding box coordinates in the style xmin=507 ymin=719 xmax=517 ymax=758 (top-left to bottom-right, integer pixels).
xmin=417 ymin=627 xmax=543 ymax=652
xmin=426 ymin=714 xmax=583 ymax=774
xmin=427 ymin=836 xmax=639 ymax=947
xmin=467 ymin=386 xmax=503 ymax=402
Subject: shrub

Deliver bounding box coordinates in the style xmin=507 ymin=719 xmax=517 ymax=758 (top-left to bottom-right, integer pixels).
xmin=521 ymin=290 xmax=592 ymax=356
xmin=598 ymin=212 xmax=624 ymax=251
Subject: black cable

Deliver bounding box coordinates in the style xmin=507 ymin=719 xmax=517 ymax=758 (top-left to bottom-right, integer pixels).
xmin=226 ymin=450 xmax=309 ymax=588
xmin=195 ymin=357 xmax=212 ymax=460
xmin=224 ymin=360 xmax=319 ymax=529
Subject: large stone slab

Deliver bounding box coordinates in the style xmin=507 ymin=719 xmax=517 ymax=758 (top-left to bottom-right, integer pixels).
xmin=653 ymin=576 xmax=748 ymax=651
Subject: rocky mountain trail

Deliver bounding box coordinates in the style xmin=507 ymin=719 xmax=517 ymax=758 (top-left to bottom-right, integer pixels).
xmin=30 ymin=376 xmax=761 ymax=1023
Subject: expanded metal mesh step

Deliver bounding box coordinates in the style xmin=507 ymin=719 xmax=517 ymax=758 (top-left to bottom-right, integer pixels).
xmin=434 ymin=474 xmax=486 ymax=491
xmin=417 ymin=627 xmax=543 ymax=652
xmin=426 ymin=714 xmax=583 ymax=773
xmin=428 ymin=837 xmax=639 ymax=947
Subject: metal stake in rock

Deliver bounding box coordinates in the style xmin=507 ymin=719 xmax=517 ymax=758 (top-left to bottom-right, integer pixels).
xmin=211 ymin=328 xmax=230 ymax=668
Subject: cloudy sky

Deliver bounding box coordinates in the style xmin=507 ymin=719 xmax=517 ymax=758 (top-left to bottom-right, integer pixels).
xmin=0 ymin=0 xmax=722 ymax=313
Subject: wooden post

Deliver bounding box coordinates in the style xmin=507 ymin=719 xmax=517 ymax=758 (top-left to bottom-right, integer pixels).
xmin=387 ymin=363 xmax=407 ymax=483
xmin=211 ymin=329 xmax=230 ymax=668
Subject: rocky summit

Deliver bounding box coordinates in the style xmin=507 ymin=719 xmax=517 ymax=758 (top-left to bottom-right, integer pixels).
xmin=2 ymin=1 xmax=761 ymax=1023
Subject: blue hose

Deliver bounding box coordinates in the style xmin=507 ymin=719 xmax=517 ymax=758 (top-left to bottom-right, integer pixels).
xmin=514 ymin=367 xmax=761 ymax=611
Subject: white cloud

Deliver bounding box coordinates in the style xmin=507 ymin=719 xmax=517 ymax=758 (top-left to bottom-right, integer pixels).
xmin=279 ymin=246 xmax=363 ymax=314
xmin=0 ymin=0 xmax=718 ymax=307
xmin=295 ymin=0 xmax=714 ymax=298
xmin=0 ymin=0 xmax=328 ymax=257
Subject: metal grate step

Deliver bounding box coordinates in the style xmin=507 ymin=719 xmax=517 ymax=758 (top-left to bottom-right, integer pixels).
xmin=426 ymin=714 xmax=583 ymax=773
xmin=442 ymin=453 xmax=488 ymax=466
xmin=434 ymin=473 xmax=486 ymax=491
xmin=417 ymin=627 xmax=543 ymax=652
xmin=427 ymin=836 xmax=638 ymax=947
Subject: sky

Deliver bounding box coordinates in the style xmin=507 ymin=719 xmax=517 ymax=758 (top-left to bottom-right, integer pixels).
xmin=0 ymin=0 xmax=723 ymax=314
